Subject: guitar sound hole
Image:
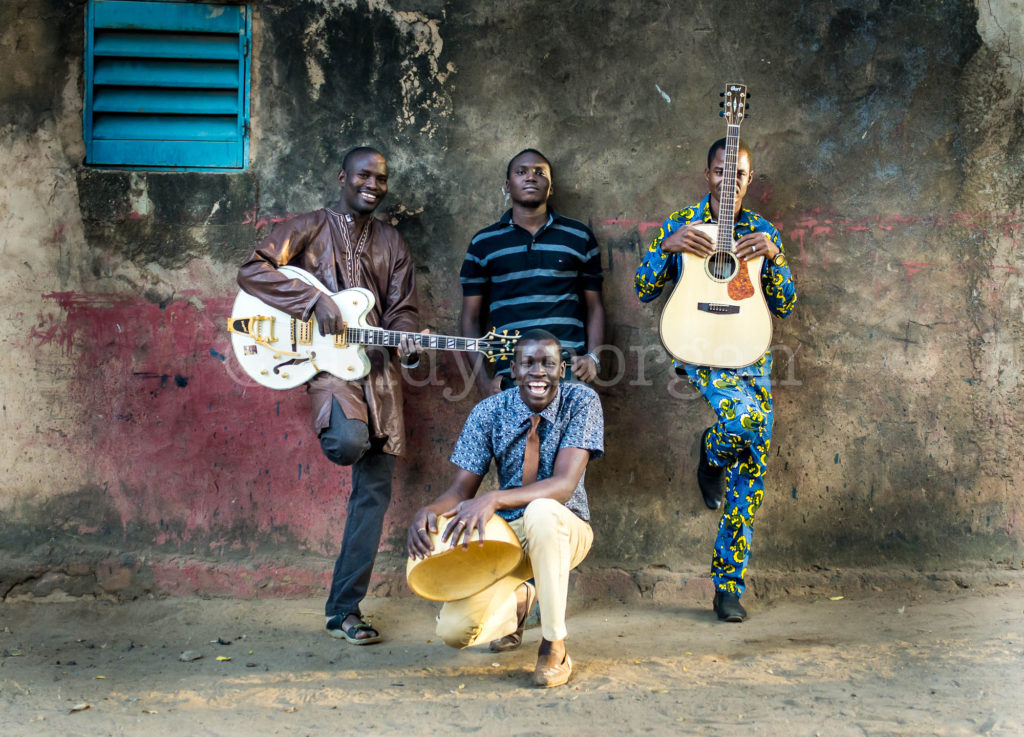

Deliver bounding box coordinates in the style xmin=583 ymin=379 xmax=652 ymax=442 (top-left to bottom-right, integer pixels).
xmin=707 ymin=252 xmax=737 ymax=281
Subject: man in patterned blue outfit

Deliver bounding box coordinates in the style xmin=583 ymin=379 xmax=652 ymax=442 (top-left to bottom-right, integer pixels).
xmin=635 ymin=138 xmax=797 ymax=622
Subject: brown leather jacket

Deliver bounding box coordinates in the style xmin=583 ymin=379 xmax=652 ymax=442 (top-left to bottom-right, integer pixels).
xmin=237 ymin=208 xmax=419 ymax=456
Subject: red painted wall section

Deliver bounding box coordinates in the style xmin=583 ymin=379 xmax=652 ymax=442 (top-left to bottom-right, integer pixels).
xmin=33 ymin=291 xmax=352 ymax=555
xmin=29 ymin=288 xmax=475 ymax=561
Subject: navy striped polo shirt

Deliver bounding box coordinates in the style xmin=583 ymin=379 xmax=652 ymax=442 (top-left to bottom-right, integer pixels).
xmin=460 ymin=209 xmax=603 ymax=376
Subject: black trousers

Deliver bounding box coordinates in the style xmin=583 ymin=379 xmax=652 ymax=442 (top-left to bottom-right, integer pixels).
xmin=320 ymin=399 xmax=396 ymax=618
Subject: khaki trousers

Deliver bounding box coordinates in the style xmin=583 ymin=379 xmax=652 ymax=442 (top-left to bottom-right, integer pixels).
xmin=436 ymin=498 xmax=593 ymax=647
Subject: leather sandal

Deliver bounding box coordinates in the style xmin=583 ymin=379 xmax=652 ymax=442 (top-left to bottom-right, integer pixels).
xmin=489 ymin=581 xmax=536 ymax=652
xmin=326 ymin=613 xmax=382 ymax=644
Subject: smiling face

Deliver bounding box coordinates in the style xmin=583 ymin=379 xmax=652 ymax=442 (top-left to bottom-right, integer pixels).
xmin=705 ymin=147 xmax=753 ymax=219
xmin=338 ymin=151 xmax=388 ymax=215
xmin=510 ymin=338 xmax=564 ymax=412
xmin=505 ymin=151 xmax=552 ymax=208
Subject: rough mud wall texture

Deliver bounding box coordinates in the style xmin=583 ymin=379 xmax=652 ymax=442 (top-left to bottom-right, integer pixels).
xmin=1 ymin=0 xmax=458 ymax=599
xmin=0 ymin=0 xmax=92 ymax=539
xmin=441 ymin=0 xmax=1023 ymax=574
xmin=0 ymin=0 xmax=1021 ymax=600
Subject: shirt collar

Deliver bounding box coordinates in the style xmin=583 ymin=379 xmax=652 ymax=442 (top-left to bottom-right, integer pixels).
xmin=697 ymin=195 xmax=715 ymax=223
xmin=500 ymin=208 xmax=561 ymax=229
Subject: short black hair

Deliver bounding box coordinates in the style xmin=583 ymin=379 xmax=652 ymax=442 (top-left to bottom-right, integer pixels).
xmin=506 ymin=148 xmax=552 ymax=179
xmin=514 ymin=328 xmax=562 ymax=360
xmin=342 ymin=146 xmax=384 ymax=173
xmin=706 ymin=138 xmax=753 ymax=169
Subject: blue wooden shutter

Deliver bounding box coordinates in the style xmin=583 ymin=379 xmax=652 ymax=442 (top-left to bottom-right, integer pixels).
xmin=84 ymin=0 xmax=251 ymax=169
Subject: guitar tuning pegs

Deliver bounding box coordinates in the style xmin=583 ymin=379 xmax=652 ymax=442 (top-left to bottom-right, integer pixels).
xmin=720 ymin=91 xmax=725 ymax=96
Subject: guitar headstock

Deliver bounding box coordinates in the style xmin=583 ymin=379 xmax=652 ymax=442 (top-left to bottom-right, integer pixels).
xmin=720 ymin=83 xmax=748 ymax=125
xmin=478 ymin=328 xmax=520 ymax=363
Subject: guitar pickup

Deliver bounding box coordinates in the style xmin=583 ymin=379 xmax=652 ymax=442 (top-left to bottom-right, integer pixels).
xmin=333 ymin=322 xmax=349 ymax=348
xmin=294 ymin=318 xmax=314 ymax=346
xmin=697 ymin=302 xmax=740 ymax=315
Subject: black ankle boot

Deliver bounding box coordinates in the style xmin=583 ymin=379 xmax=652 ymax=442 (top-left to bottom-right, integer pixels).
xmin=713 ymin=591 xmax=747 ymax=622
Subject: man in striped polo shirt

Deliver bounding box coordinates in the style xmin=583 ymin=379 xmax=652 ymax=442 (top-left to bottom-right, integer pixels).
xmin=459 ymin=149 xmax=606 ymax=397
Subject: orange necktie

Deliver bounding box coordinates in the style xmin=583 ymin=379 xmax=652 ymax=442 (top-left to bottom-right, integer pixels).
xmin=521 ymin=414 xmax=542 ymax=486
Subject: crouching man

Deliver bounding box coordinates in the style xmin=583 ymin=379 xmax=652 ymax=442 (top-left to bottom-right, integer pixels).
xmin=407 ymin=329 xmax=603 ymax=687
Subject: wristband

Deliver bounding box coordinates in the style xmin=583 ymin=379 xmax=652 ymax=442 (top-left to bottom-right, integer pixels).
xmin=584 ymin=351 xmax=601 ymax=371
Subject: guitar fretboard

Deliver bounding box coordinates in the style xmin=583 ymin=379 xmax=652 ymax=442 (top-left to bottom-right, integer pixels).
xmin=716 ymin=124 xmax=741 ymax=252
xmin=345 ymin=327 xmax=486 ymax=352
xmin=715 ymin=83 xmax=747 ymax=253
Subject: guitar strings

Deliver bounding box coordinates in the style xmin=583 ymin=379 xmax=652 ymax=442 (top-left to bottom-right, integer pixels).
xmin=341 ymin=326 xmax=508 ymax=353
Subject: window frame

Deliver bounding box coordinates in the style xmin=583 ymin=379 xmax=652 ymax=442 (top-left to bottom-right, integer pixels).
xmin=83 ymin=0 xmax=252 ymax=171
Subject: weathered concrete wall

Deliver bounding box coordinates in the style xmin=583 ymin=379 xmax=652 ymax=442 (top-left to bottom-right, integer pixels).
xmin=1 ymin=0 xmax=1021 ymax=600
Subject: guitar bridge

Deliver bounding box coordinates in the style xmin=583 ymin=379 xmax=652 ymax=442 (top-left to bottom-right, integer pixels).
xmin=697 ymin=302 xmax=740 ymax=315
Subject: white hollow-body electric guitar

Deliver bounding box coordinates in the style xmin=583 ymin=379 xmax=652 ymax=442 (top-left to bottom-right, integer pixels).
xmin=658 ymin=83 xmax=773 ymax=368
xmin=228 ymin=266 xmax=518 ymax=390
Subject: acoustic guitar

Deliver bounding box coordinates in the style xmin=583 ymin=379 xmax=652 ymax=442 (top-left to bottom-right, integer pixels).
xmin=227 ymin=266 xmax=518 ymax=390
xmin=658 ymin=83 xmax=773 ymax=368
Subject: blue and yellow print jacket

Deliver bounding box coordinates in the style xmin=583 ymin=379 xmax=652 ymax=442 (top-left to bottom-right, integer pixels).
xmin=634 ymin=195 xmax=797 ymax=376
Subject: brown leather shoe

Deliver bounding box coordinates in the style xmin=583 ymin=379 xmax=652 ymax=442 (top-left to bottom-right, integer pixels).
xmin=489 ymin=581 xmax=536 ymax=652
xmin=533 ymin=652 xmax=573 ymax=688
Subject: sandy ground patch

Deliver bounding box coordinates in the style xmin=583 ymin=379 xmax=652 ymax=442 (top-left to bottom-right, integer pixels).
xmin=1 ymin=579 xmax=1022 ymax=736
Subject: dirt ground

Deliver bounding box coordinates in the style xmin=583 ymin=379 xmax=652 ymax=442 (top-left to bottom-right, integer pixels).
xmin=1 ymin=576 xmax=1022 ymax=737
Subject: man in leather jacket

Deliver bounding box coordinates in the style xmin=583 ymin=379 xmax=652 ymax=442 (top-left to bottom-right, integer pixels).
xmin=237 ymin=147 xmax=420 ymax=643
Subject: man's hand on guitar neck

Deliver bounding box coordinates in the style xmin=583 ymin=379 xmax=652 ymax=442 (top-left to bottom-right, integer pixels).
xmin=660 ymin=225 xmax=716 ymax=256
xmin=398 ymin=330 xmax=429 ymax=368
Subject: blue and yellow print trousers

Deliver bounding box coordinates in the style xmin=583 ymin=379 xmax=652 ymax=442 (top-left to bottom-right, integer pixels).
xmin=683 ymin=365 xmax=773 ymax=597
